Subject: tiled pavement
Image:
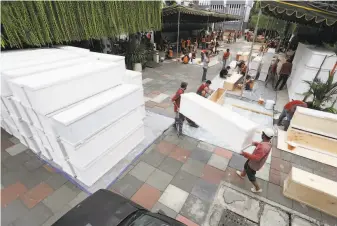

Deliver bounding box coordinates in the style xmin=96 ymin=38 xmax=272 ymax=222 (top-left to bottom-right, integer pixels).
xmin=2 ymin=39 xmax=337 ymax=226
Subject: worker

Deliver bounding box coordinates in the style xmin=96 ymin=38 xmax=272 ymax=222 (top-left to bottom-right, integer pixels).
xmin=197 ymin=80 xmax=212 ymax=97
xmin=219 ymin=66 xmax=231 ymax=79
xmin=181 ymin=39 xmax=186 ymax=52
xmin=265 ymin=58 xmax=280 ymax=88
xmin=223 ymin=49 xmax=230 ymax=69
xmin=167 ymin=47 xmax=173 ymax=59
xmin=278 ymin=100 xmax=308 ymax=131
xmin=275 ymin=59 xmax=293 ymax=90
xmin=240 ymin=62 xmax=247 ymax=75
xmin=201 ymin=36 xmax=206 ymax=50
xmin=187 ymin=38 xmax=191 ymax=51
xmin=181 ymin=54 xmax=189 ymax=64
xmin=227 ymin=33 xmax=231 ymax=44
xmin=236 ymin=128 xmax=274 ymax=193
xmin=172 ymin=82 xmax=198 ymax=135
xmin=244 ymin=75 xmax=254 ymax=91
xmin=201 ymin=51 xmax=210 ymax=81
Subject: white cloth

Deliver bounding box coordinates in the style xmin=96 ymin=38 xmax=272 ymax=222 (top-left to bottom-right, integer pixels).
xmin=203 ymin=57 xmax=209 ymax=69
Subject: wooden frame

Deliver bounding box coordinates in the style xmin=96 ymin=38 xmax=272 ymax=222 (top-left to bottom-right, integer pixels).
xmin=223 ymin=72 xmax=243 ymax=91
xmin=287 ymin=127 xmax=337 ymax=156
xmin=208 ymin=88 xmax=226 ymax=105
xmin=283 ymin=167 xmax=337 ymax=217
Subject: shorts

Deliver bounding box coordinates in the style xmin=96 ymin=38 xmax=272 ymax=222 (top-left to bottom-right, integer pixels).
xmin=244 ymin=160 xmax=256 ymax=182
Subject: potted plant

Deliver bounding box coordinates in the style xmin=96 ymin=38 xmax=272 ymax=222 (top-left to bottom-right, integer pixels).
xmin=303 ymin=72 xmax=337 ymax=112
xmin=125 ymin=34 xmax=147 ymax=71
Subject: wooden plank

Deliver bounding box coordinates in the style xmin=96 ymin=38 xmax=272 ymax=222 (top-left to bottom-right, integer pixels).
xmin=283 ymin=167 xmax=337 ymax=217
xmin=277 ymin=129 xmax=337 ymax=167
xmin=291 ymin=107 xmax=337 ymax=139
xmin=287 ymin=127 xmax=337 ymax=155
xmin=231 ymin=104 xmax=273 ymax=117
xmin=208 ymin=88 xmax=225 ymax=105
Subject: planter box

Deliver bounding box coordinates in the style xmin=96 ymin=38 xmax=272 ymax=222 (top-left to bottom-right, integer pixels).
xmin=283 ymin=167 xmax=337 ymax=217
xmin=73 ymin=124 xmax=145 ymax=186
xmin=9 ymin=61 xmax=125 ymax=115
xmin=180 ymin=93 xmax=258 ymax=152
xmin=208 ymin=88 xmax=226 ymax=105
xmin=50 ymin=84 xmax=144 ymax=144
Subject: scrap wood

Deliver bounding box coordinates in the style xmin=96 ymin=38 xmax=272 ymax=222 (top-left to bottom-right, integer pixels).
xmin=231 ymin=104 xmax=273 ymax=117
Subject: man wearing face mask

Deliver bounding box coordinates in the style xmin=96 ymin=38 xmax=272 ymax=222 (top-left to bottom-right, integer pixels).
xmin=172 ymin=82 xmax=198 ymax=135
xmin=236 ymin=128 xmax=274 ymax=193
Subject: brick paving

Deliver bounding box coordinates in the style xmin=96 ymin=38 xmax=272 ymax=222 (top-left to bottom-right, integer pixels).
xmin=2 ymin=40 xmax=337 ymax=226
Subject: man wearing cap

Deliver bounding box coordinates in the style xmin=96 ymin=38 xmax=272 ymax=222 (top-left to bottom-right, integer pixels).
xmin=236 ymin=128 xmax=274 ymax=193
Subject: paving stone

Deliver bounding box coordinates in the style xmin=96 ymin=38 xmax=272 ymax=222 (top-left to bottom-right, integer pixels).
xmin=219 ymin=208 xmax=258 ymax=226
xmin=269 ymin=169 xmax=281 ymax=186
xmin=111 ymin=174 xmax=144 ymax=199
xmin=201 ymin=165 xmax=226 ymax=185
xmin=260 ymin=204 xmax=289 ymax=226
xmin=170 ymin=147 xmax=191 ymax=163
xmin=256 ymin=163 xmax=270 ymax=181
xmin=151 ymin=93 xmax=170 ymax=103
xmin=131 ymin=183 xmax=161 ymax=210
xmin=180 ymin=194 xmax=210 ymax=224
xmin=158 ymin=157 xmax=183 ymax=176
xmin=23 ymin=157 xmax=44 ymax=171
xmin=1 ymin=182 xmax=28 ymax=208
xmin=178 ymin=136 xmax=198 ymax=151
xmin=321 ymin=212 xmax=337 ymax=226
xmin=140 ymin=151 xmax=166 ymax=167
xmin=21 ymin=182 xmax=54 ymax=208
xmin=41 ymin=204 xmax=72 ymax=226
xmin=280 ymin=151 xmax=293 ymax=162
xmin=146 ymin=169 xmax=173 ymax=191
xmin=159 ymin=185 xmax=189 ymax=213
xmin=145 ymin=101 xmax=157 ymax=108
xmin=163 ymin=133 xmax=181 ymax=145
xmin=45 ymin=173 xmax=68 ymax=190
xmin=5 ymin=143 xmax=28 ymax=156
xmin=170 ymin=170 xmax=199 ymax=193
xmin=176 ymin=215 xmax=199 ymax=226
xmin=9 ymin=137 xmax=20 ymax=145
xmin=214 ymin=147 xmax=233 ymax=159
xmin=143 ymin=78 xmax=153 ymax=85
xmin=270 ymin=157 xmax=292 ymax=174
xmin=13 ymin=203 xmax=52 ymax=226
xmin=267 ymin=183 xmax=293 ymax=208
xmin=68 ymin=192 xmax=89 ymax=208
xmin=64 ymin=181 xmax=81 ymax=193
xmin=190 ymin=147 xmax=212 ymax=164
xmin=1 ymin=167 xmax=29 ymax=187
xmin=191 ymin=179 xmax=218 ymax=202
xmin=222 ymin=188 xmax=260 ymax=223
xmin=42 ymin=183 xmax=79 ymax=213
xmin=1 ymin=199 xmax=29 ymax=226
xmin=117 ymin=165 xmax=134 ymax=181
xmin=181 ymin=159 xmax=205 ymax=177
xmin=197 ymin=142 xmax=215 ymax=152
xmin=152 ymin=202 xmax=178 ymax=219
xmin=272 ymin=148 xmax=281 ymax=158
xmin=292 ymin=216 xmax=318 ymax=226
xmin=3 ymin=152 xmax=31 ymax=170
xmin=207 ymin=154 xmax=229 ymax=171
xmin=20 ymin=167 xmax=52 ymax=189
xmin=155 ymin=141 xmax=177 ymax=155
xmin=129 ymin=161 xmax=156 ymax=182
xmin=228 ymin=153 xmax=247 ymax=171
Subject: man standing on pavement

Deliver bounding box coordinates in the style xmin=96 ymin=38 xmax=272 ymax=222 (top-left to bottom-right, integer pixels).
xmin=172 ymin=82 xmax=198 ymax=135
xmin=236 ymin=128 xmax=274 ymax=193
xmin=202 ymin=51 xmax=210 ymax=81
xmin=223 ymin=49 xmax=230 ymax=69
xmin=275 ymin=59 xmax=293 ymax=90
xmin=278 ymin=100 xmax=308 ymax=130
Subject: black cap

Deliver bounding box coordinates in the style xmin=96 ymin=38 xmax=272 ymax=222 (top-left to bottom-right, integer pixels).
xmin=206 ymin=80 xmax=212 ymax=84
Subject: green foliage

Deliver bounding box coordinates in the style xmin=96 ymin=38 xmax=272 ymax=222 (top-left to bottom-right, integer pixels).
xmin=1 ymin=1 xmax=162 ymax=48
xmin=303 ymin=72 xmax=337 ymax=113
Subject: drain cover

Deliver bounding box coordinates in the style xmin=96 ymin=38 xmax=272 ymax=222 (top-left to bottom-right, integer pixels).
xmin=219 ymin=209 xmax=258 ymax=226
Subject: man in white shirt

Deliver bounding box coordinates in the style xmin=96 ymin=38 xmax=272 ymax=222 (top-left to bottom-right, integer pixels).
xmin=202 ymin=51 xmax=210 ymax=81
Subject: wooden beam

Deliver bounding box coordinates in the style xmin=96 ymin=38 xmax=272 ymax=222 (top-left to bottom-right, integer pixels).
xmin=287 ymin=127 xmax=337 ymax=156
xmin=283 ymin=167 xmax=337 ymax=217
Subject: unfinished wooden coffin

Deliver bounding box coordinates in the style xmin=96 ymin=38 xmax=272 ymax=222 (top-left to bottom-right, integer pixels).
xmin=180 ymin=93 xmax=258 ymax=152
xmin=208 ymin=88 xmax=226 ymax=105
xmin=9 ymin=60 xmax=124 ymax=115
xmin=223 ymin=72 xmax=243 ymax=91
xmin=283 ymin=167 xmax=337 ymax=217
xmin=287 ymin=128 xmax=337 ymax=156
xmin=290 ymin=107 xmax=337 ymax=138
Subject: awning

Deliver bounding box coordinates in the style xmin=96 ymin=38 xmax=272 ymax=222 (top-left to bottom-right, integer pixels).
xmin=260 ymin=1 xmax=337 ymax=27
xmin=163 ymin=5 xmax=241 ymax=23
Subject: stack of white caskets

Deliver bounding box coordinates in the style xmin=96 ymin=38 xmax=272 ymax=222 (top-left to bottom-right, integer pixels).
xmin=0 ymin=47 xmax=145 ymax=186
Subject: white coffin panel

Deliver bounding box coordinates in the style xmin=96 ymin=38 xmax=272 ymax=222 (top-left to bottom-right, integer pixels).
xmin=1 ymin=119 xmax=12 ymax=135
xmin=9 ymin=61 xmax=125 ymax=115
xmin=124 ymin=70 xmax=143 ymax=87
xmin=180 ymin=93 xmax=258 ymax=152
xmin=11 ymin=97 xmax=32 ymax=125
xmin=3 ymin=116 xmax=17 ymax=132
xmin=51 ymin=84 xmax=144 ymax=144
xmin=1 ymin=107 xmax=11 ymax=121
xmin=23 ymin=106 xmax=45 ymax=131
xmin=11 ymin=116 xmax=32 ymax=138
xmin=74 ymin=125 xmax=145 ymax=186
xmin=7 ymin=123 xmax=26 ymax=145
xmin=1 ymin=96 xmax=21 ymax=118
xmin=64 ymin=107 xmax=144 ymax=169
xmin=89 ymin=52 xmax=125 ymax=66
xmin=56 ymin=46 xmax=90 ymax=54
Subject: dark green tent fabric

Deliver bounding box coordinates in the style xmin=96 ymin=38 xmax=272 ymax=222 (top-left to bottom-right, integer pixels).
xmin=260 ymin=1 xmax=337 ymax=27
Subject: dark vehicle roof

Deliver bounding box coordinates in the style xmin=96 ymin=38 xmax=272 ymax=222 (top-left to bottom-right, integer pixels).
xmin=52 ymin=189 xmax=186 ymax=226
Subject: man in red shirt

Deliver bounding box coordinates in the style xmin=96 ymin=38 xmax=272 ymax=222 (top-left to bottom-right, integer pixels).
xmin=277 ymin=100 xmax=308 ymax=130
xmin=223 ymin=49 xmax=230 ymax=69
xmin=236 ymin=128 xmax=274 ymax=193
xmin=172 ymin=82 xmax=198 ymax=135
xmin=275 ymin=59 xmax=293 ymax=90
xmin=197 ymin=80 xmax=212 ymax=97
